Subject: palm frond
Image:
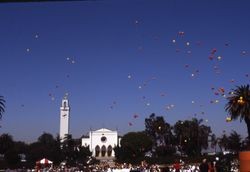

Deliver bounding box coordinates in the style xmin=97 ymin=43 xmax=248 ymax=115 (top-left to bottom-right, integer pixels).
xmin=225 ymin=85 xmax=250 ymax=121
xmin=0 ymin=96 xmax=6 ymax=120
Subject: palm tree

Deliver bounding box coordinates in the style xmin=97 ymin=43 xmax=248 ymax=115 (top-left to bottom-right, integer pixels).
xmin=227 ymin=130 xmax=242 ymax=153
xmin=225 ymin=85 xmax=250 ymax=141
xmin=0 ymin=96 xmax=5 ymax=120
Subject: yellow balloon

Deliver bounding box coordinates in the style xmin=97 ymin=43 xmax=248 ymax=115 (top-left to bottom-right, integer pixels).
xmin=226 ymin=117 xmax=232 ymax=122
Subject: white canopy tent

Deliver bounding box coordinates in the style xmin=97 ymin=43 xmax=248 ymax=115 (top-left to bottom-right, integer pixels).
xmin=36 ymin=158 xmax=53 ymax=165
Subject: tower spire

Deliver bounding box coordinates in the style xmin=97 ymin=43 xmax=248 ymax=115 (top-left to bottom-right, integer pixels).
xmin=64 ymin=92 xmax=69 ymax=99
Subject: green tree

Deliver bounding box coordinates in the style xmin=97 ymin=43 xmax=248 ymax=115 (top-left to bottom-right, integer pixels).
xmin=0 ymin=96 xmax=5 ymax=121
xmin=173 ymin=118 xmax=211 ymax=157
xmin=218 ymin=132 xmax=229 ymax=152
xmin=0 ymin=134 xmax=14 ymax=154
xmin=13 ymin=141 xmax=29 ymax=166
xmin=37 ymin=132 xmax=59 ymax=161
xmin=145 ymin=114 xmax=174 ymax=148
xmin=144 ymin=114 xmax=176 ymax=162
xmin=227 ymin=130 xmax=242 ymax=153
xmin=38 ymin=132 xmax=55 ymax=146
xmin=225 ymin=85 xmax=250 ymax=141
xmin=5 ymin=148 xmax=20 ymax=168
xmin=115 ymin=131 xmax=152 ymax=164
xmin=0 ymin=134 xmax=28 ymax=169
xmin=61 ymin=134 xmax=75 ymax=165
xmin=61 ymin=134 xmax=91 ymax=167
xmin=76 ymin=145 xmax=92 ymax=166
xmin=27 ymin=132 xmax=61 ymax=166
xmin=210 ymin=134 xmax=218 ymax=153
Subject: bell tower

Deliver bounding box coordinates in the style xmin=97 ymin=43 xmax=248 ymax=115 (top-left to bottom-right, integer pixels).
xmin=60 ymin=95 xmax=70 ymax=142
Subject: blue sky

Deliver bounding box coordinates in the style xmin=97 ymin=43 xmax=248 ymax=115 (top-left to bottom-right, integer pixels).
xmin=0 ymin=0 xmax=250 ymax=143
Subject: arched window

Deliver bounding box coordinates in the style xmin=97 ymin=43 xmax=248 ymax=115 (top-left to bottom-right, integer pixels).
xmin=107 ymin=145 xmax=112 ymax=157
xmin=101 ymin=145 xmax=106 ymax=157
xmin=95 ymin=145 xmax=100 ymax=157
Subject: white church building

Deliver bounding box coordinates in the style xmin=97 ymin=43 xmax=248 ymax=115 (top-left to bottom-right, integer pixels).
xmin=82 ymin=128 xmax=120 ymax=161
xmin=59 ymin=96 xmax=120 ymax=160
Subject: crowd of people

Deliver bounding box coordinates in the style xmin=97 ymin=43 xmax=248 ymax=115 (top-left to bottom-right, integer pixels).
xmin=3 ymin=157 xmax=239 ymax=172
xmin=88 ymin=158 xmax=238 ymax=172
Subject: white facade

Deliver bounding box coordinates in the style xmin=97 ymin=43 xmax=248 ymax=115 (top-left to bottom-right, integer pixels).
xmin=82 ymin=128 xmax=120 ymax=160
xmin=59 ymin=96 xmax=70 ymax=142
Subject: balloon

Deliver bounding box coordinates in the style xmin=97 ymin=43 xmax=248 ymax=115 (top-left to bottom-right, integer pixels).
xmin=133 ymin=114 xmax=139 ymax=118
xmin=209 ymin=56 xmax=214 ymax=60
xmin=211 ymin=48 xmax=217 ymax=54
xmin=134 ymin=20 xmax=139 ymax=24
xmin=241 ymin=51 xmax=247 ymax=55
xmin=219 ymin=88 xmax=225 ymax=93
xmin=226 ymin=117 xmax=232 ymax=122
xmin=178 ymin=31 xmax=185 ymax=36
xmin=160 ymin=93 xmax=165 ymax=97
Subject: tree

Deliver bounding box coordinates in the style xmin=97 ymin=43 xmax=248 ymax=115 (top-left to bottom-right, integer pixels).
xmin=227 ymin=130 xmax=242 ymax=153
xmin=173 ymin=118 xmax=211 ymax=157
xmin=115 ymin=131 xmax=152 ymax=164
xmin=0 ymin=96 xmax=5 ymax=121
xmin=225 ymin=85 xmax=250 ymax=141
xmin=218 ymin=132 xmax=229 ymax=153
xmin=27 ymin=132 xmax=61 ymax=166
xmin=37 ymin=132 xmax=59 ymax=160
xmin=0 ymin=134 xmax=14 ymax=154
xmin=0 ymin=134 xmax=28 ymax=169
xmin=210 ymin=134 xmax=218 ymax=153
xmin=5 ymin=148 xmax=20 ymax=168
xmin=38 ymin=132 xmax=55 ymax=146
xmin=145 ymin=114 xmax=174 ymax=148
xmin=61 ymin=134 xmax=91 ymax=167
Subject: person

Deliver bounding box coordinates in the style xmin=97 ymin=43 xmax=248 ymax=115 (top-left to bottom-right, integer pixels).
xmin=215 ymin=160 xmax=222 ymax=172
xmin=173 ymin=159 xmax=181 ymax=172
xmin=199 ymin=159 xmax=209 ymax=172
xmin=161 ymin=166 xmax=170 ymax=172
xmin=208 ymin=161 xmax=215 ymax=172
